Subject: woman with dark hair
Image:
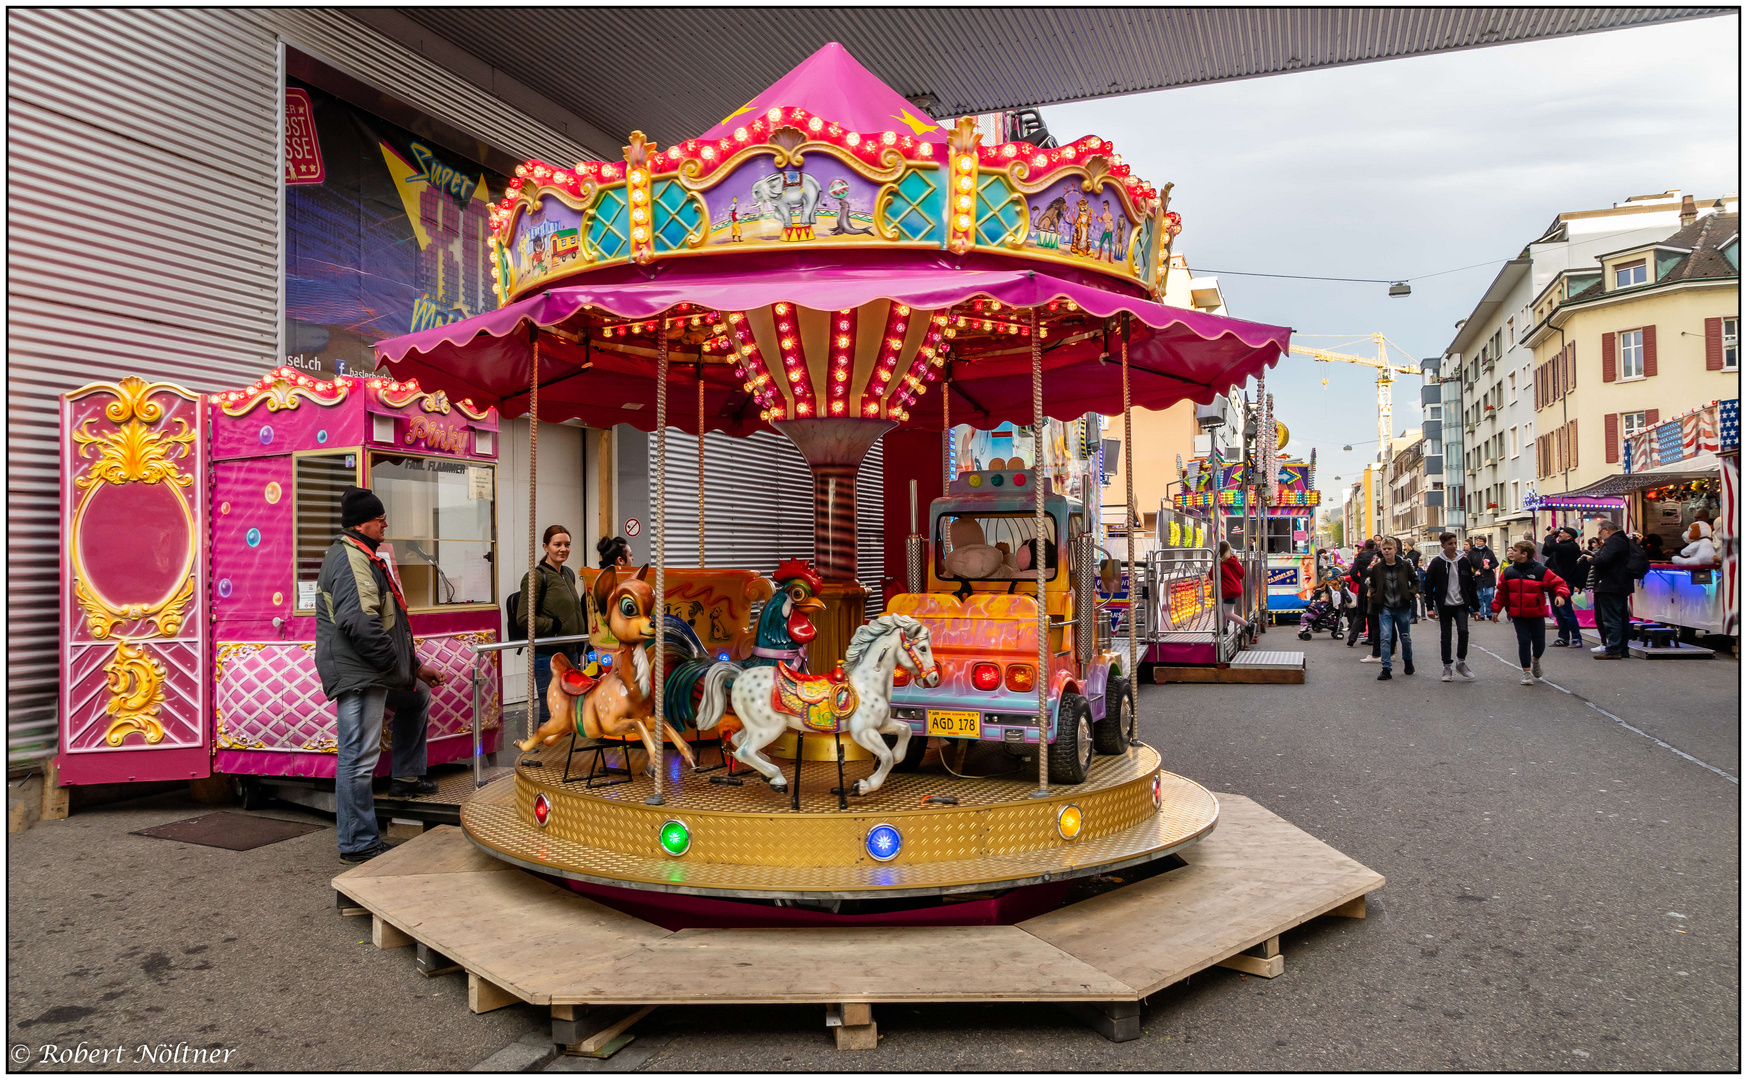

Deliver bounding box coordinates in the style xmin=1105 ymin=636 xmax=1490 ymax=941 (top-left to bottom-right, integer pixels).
xmin=597 ymin=535 xmax=633 ymax=570
xmin=519 ymin=525 xmax=585 ymax=726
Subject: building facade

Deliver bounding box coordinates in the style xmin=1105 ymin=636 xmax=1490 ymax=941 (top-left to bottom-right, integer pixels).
xmin=1525 ymin=206 xmax=1739 ymax=500
xmin=1442 ymin=189 xmax=1738 ymax=552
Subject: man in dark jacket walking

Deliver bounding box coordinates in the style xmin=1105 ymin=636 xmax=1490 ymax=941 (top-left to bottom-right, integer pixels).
xmin=316 ymin=487 xmax=447 ymax=862
xmin=1425 ymin=532 xmax=1478 ymax=681
xmin=1588 ymin=520 xmax=1635 ymax=659
xmin=1347 ymin=540 xmax=1380 ymax=653
xmin=1541 ymin=527 xmax=1587 ymax=647
xmin=1367 ymin=537 xmax=1418 ymax=680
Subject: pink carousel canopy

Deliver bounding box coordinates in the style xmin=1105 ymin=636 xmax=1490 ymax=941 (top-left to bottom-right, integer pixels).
xmin=374 ymin=44 xmax=1290 ymax=436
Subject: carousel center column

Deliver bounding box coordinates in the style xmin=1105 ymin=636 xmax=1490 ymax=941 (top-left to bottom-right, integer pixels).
xmin=771 ymin=417 xmax=894 ymax=671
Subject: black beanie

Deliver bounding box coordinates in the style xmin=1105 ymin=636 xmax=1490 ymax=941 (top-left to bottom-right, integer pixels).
xmin=341 ymin=486 xmax=386 ymax=527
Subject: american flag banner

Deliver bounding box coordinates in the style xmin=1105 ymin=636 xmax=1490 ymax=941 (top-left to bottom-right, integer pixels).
xmin=1721 ymin=398 xmax=1740 ymax=452
xmin=1627 ymin=429 xmax=1658 ymax=472
xmin=1682 ymin=403 xmax=1720 ymax=457
xmin=1656 ymin=420 xmax=1685 ymax=467
xmin=1720 ymin=452 xmax=1738 ymax=637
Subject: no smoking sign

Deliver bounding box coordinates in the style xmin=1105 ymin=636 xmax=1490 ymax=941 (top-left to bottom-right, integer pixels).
xmin=623 ymin=518 xmax=641 ymax=537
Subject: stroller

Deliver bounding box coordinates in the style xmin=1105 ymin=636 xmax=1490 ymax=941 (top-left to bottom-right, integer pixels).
xmin=1298 ymin=577 xmax=1353 ymax=639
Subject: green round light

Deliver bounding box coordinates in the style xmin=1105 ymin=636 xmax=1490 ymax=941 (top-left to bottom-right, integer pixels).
xmin=658 ymin=819 xmax=691 ymax=857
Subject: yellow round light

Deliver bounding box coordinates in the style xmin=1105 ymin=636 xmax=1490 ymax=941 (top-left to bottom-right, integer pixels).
xmin=1056 ymin=804 xmax=1083 ymax=841
xmin=956 ymin=215 xmax=972 ymax=230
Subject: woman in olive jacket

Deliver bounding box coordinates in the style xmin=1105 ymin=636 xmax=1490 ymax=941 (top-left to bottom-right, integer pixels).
xmin=520 ymin=526 xmax=587 ymax=726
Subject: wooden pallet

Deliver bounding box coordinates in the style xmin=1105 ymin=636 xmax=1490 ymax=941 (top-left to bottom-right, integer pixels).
xmin=333 ymin=793 xmax=1380 ymax=1048
xmin=1153 ymin=650 xmax=1307 ymax=685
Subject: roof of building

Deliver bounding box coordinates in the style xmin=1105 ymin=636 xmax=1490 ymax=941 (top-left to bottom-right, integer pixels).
xmin=371 ymin=9 xmax=1723 ymax=154
xmin=1564 ymin=212 xmax=1739 ymax=304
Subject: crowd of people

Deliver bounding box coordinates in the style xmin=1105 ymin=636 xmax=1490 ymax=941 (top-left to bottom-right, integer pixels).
xmin=1319 ymin=518 xmax=1647 ymax=685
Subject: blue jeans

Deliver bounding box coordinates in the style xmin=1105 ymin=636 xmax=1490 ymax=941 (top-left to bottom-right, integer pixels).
xmin=1594 ymin=592 xmax=1630 ymax=656
xmin=335 ymin=684 xmax=430 ymax=856
xmin=1377 ymin=607 xmax=1413 ymax=672
xmin=1477 ymin=586 xmax=1496 ymax=616
xmin=1551 ymin=599 xmax=1582 ymax=643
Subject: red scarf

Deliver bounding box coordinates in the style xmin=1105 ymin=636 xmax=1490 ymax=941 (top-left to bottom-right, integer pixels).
xmin=343 ymin=534 xmax=408 ymax=613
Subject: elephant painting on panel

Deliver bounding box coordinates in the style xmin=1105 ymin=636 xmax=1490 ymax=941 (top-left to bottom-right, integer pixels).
xmin=750 ymin=170 xmax=823 ymax=241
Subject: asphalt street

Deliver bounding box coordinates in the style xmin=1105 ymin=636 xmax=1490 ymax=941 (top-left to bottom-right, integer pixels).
xmin=6 ymin=617 xmax=1738 ymax=1071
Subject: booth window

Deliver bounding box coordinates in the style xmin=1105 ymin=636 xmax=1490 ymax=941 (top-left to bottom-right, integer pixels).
xmin=294 ymin=453 xmax=359 ymax=609
xmin=369 ymin=453 xmax=497 ymax=608
xmin=935 ymin=512 xmax=1058 ymax=583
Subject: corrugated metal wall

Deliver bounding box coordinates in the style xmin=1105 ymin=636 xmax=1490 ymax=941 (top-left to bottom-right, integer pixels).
xmin=5 ymin=9 xmax=591 ymax=768
xmin=655 ymin=431 xmax=886 ymax=616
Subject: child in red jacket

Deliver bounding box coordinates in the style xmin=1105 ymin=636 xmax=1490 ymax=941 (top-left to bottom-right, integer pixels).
xmin=1492 ymin=540 xmax=1572 ymax=684
xmin=1209 ymin=541 xmax=1247 ymax=629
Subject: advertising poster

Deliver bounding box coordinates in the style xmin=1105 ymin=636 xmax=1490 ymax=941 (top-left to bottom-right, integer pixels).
xmin=283 ymin=78 xmax=507 ymax=376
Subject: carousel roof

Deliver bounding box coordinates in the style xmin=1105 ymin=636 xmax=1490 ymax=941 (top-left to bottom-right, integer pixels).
xmin=375 ymin=45 xmax=1291 ymax=436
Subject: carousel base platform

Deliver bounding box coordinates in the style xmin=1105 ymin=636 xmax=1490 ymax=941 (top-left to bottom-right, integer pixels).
xmin=331 ymin=794 xmax=1382 ymax=1046
xmin=462 ymin=741 xmax=1211 ymax=900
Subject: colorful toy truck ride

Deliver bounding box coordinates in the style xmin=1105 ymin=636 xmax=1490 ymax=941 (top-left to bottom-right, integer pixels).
xmin=886 ymin=468 xmax=1132 ymax=784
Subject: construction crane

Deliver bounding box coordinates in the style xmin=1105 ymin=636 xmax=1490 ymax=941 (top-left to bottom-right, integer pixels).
xmin=1290 ymin=333 xmax=1424 ymax=463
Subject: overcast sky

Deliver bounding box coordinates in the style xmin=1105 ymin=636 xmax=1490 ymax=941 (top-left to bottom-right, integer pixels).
xmin=1043 ymin=15 xmax=1740 ymax=506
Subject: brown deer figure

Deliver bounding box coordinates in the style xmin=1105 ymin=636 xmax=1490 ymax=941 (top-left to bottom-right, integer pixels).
xmin=514 ymin=565 xmax=697 ymax=772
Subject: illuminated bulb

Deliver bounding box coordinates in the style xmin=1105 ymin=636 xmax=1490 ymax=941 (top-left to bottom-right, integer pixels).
xmin=956 ymin=215 xmax=972 ymax=230
xmin=957 ymin=195 xmax=972 ymax=211
xmin=766 ymin=107 xmax=783 ymax=121
xmin=958 ymin=156 xmax=975 ymax=170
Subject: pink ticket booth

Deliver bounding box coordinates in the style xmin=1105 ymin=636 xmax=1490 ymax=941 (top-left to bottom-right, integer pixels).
xmin=58 ymin=368 xmax=503 ymax=791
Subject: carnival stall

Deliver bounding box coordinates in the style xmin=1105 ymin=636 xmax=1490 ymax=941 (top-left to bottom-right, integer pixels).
xmin=1175 ymin=453 xmax=1319 ymax=619
xmin=58 ymin=370 xmax=504 ymax=787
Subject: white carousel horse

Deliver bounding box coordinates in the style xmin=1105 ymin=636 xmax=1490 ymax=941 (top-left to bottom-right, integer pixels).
xmin=693 ymin=613 xmax=939 ymax=796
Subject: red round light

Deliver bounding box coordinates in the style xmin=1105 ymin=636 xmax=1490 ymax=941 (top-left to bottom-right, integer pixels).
xmin=971 ymin=662 xmax=1002 ymax=692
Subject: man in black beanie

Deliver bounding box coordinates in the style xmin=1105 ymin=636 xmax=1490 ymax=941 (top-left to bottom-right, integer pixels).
xmin=315 ymin=486 xmax=446 ymax=862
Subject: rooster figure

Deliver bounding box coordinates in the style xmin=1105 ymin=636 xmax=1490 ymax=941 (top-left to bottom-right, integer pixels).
xmin=661 ymin=559 xmax=826 ymax=729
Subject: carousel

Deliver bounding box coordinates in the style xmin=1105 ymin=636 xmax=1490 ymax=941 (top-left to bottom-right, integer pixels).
xmin=343 ymin=45 xmax=1381 ymax=1045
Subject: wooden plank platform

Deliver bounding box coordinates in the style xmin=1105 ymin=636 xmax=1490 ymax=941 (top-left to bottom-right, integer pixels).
xmin=1152 ymin=658 xmax=1306 ymax=685
xmin=332 ymin=793 xmax=1380 ymax=1028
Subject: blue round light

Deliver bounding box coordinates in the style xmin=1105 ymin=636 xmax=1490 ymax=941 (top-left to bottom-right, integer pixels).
xmin=717 ymin=651 xmax=730 ymax=661
xmin=865 ymin=823 xmax=902 ymax=863
xmin=316 ymin=429 xmax=329 ymax=444
xmin=245 ymin=528 xmax=261 ymax=548
xmin=990 ymin=473 xmax=1005 ymax=487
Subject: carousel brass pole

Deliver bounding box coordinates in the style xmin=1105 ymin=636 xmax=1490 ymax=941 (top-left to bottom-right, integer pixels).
xmin=1122 ymin=314 xmax=1141 ymax=746
xmin=696 ymin=362 xmax=706 ymax=568
xmin=1030 ymin=306 xmax=1050 ymax=799
xmin=525 ymin=326 xmax=540 ymax=748
xmin=649 ymin=318 xmax=668 ymax=805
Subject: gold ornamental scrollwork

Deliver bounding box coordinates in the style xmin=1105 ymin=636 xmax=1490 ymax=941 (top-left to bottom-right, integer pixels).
xmin=217 ymin=373 xmax=349 ymax=417
xmin=75 ymin=575 xmax=194 ymax=640
xmin=102 ymin=640 xmax=168 ymax=746
xmin=71 ymin=377 xmax=197 ymax=490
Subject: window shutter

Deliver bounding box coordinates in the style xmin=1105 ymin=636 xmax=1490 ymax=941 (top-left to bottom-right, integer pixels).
xmin=1645 ymin=408 xmax=1659 ymax=426
xmin=1569 ymin=419 xmax=1577 ymax=470
xmin=1602 ymin=332 xmax=1616 ymax=382
xmin=1605 ymin=413 xmax=1619 ymax=463
xmin=1534 ymin=364 xmax=1542 ymax=409
xmin=1705 ymin=317 xmax=1723 ymax=370
xmin=1643 ymin=324 xmax=1657 ymax=377
xmin=1565 ymin=342 xmax=1577 ymax=393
